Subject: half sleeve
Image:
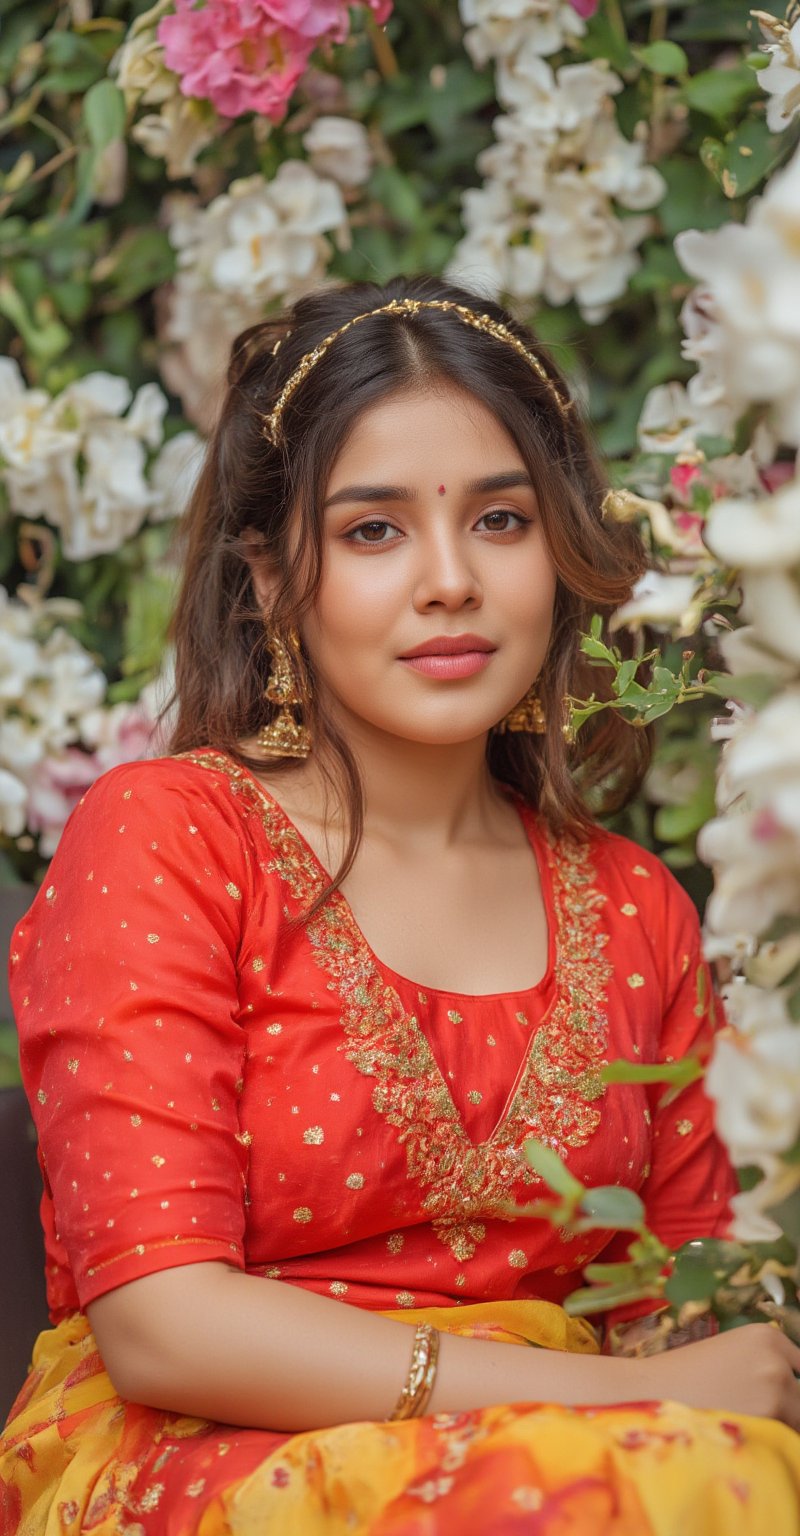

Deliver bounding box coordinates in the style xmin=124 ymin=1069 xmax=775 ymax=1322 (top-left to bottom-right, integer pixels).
xmin=10 ymin=759 xmax=252 ymax=1308
xmin=596 ymin=893 xmax=738 ymax=1332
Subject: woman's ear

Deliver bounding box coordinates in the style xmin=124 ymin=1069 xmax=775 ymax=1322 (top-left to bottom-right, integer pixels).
xmin=241 ymin=527 xmax=279 ymax=614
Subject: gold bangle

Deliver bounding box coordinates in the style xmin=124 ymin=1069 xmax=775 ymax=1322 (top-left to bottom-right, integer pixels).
xmin=387 ymin=1323 xmax=440 ymax=1422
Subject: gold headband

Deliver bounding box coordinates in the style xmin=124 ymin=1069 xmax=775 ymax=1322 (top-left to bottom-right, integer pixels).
xmin=260 ymin=297 xmax=573 ymax=445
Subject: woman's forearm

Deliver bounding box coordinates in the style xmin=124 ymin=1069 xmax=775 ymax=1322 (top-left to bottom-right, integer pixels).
xmin=87 ymin=1261 xmax=639 ymax=1431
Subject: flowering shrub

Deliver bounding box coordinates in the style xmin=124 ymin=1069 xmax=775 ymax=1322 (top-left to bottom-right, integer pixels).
xmin=1 ymin=0 xmax=800 ymax=1314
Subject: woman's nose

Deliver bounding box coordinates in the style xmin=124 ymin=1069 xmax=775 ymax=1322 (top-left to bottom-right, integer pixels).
xmin=412 ymin=530 xmax=482 ymax=611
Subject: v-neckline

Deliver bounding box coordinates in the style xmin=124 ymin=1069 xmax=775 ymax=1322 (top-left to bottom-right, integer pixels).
xmin=177 ymin=749 xmax=611 ymax=1261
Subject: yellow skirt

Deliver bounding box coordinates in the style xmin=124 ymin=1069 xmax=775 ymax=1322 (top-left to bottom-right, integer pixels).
xmin=3 ymin=1300 xmax=800 ymax=1535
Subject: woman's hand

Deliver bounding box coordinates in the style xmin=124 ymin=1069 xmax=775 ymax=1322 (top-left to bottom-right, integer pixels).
xmin=638 ymin=1324 xmax=800 ymax=1431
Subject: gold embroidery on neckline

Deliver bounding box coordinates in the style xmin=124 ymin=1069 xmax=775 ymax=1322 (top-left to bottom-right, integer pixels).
xmin=178 ymin=752 xmax=611 ymax=1262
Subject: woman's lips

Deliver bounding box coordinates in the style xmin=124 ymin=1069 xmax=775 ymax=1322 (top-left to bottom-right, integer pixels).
xmin=398 ymin=651 xmax=494 ymax=679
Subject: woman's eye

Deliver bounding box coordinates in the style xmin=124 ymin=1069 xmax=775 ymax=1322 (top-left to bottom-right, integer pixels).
xmin=476 ymin=509 xmax=529 ymax=533
xmin=345 ymin=520 xmax=401 ymax=545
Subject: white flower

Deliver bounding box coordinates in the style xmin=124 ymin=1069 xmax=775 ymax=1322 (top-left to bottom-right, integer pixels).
xmin=754 ymin=12 xmax=800 ymax=133
xmin=704 ymin=475 xmax=800 ymax=571
xmin=149 ymin=431 xmax=204 ymax=521
xmin=133 ymin=96 xmax=218 ymax=179
xmin=637 ymin=381 xmax=716 ymax=455
xmin=675 ymin=141 xmax=800 ymax=449
xmin=112 ymin=1 xmax=217 ymax=179
xmin=448 ymin=46 xmax=663 ymax=320
xmin=705 ymin=1023 xmax=800 ymax=1162
xmin=302 ymin=117 xmax=373 ymax=187
xmin=159 ymin=168 xmax=347 ymax=428
xmin=0 ymin=587 xmax=109 ymax=843
xmin=0 ymin=767 xmax=27 ymax=838
xmin=609 ymin=570 xmax=699 ymax=632
xmin=700 ymin=808 xmax=800 ymax=939
xmin=740 ymin=570 xmax=800 ymax=667
xmin=460 ymin=0 xmax=587 ymax=65
xmin=0 ymin=365 xmax=178 ymax=558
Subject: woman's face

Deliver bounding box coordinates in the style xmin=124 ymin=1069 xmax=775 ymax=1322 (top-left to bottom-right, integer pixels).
xmin=298 ymin=383 xmax=558 ymax=748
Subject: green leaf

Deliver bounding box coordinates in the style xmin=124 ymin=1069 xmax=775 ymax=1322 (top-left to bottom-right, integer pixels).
xmin=658 ymin=157 xmax=734 ymax=238
xmin=99 ymin=228 xmax=176 ymax=307
xmin=581 ymin=9 xmax=635 ymax=73
xmin=581 ymin=634 xmax=617 ymax=663
xmin=83 ymin=79 xmax=126 ymax=152
xmin=702 ymin=671 xmax=780 ymax=708
xmin=614 ymin=658 xmax=639 ymax=697
xmin=579 ymin=1186 xmax=646 ymax=1230
xmin=682 ymin=66 xmax=759 ymax=124
xmin=601 ymin=1057 xmax=704 ymax=1090
xmin=664 ymin=1237 xmax=734 ymax=1306
xmin=522 ymin=1138 xmax=584 ymax=1199
xmin=701 ymin=117 xmax=788 ymax=200
xmin=636 ymin=41 xmax=689 ymax=77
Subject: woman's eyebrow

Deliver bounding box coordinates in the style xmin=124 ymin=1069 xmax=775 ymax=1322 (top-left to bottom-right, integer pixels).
xmin=323 ymin=471 xmax=533 ymax=511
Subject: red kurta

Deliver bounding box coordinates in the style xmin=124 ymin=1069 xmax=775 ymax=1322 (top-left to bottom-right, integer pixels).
xmin=10 ymin=748 xmax=735 ymax=1325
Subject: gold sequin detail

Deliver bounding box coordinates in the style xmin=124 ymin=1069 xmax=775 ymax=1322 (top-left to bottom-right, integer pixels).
xmin=303 ymin=1126 xmax=324 ymax=1145
xmin=468 ymin=1090 xmax=482 ymax=1105
xmin=516 ymin=1011 xmax=529 ymax=1026
xmin=387 ymin=1233 xmax=404 ymax=1254
xmin=178 ymin=752 xmax=612 ymax=1265
xmin=676 ymin=1119 xmax=693 ymax=1136
xmin=266 ymin=1022 xmax=282 ymax=1035
xmin=632 ymin=865 xmax=650 ymax=878
xmin=508 ymin=1249 xmax=528 ymax=1268
xmin=329 ymin=1281 xmax=349 ymax=1297
xmin=293 ymin=1206 xmax=313 ymax=1223
xmin=151 ymin=1155 xmax=165 ymax=1168
xmin=447 ymin=1010 xmax=463 ymax=1024
xmin=346 ymin=1173 xmax=365 ymax=1189
xmin=130 ymin=1114 xmax=142 ymax=1128
xmin=627 ymin=974 xmax=645 ymax=989
xmin=395 ymin=1290 xmax=415 ymax=1308
xmin=67 ymin=1058 xmax=79 ymax=1074
xmin=621 ymin=903 xmax=637 ymax=917
xmin=226 ymin=882 xmax=241 ymax=900
xmin=147 ymin=934 xmax=160 ymax=945
xmin=252 ymin=957 xmax=265 ymax=972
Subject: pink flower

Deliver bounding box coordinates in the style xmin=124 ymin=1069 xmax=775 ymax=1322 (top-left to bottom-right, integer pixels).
xmin=672 ymin=509 xmax=705 ymax=553
xmin=759 ymin=460 xmax=796 ymax=494
xmin=27 ymin=750 xmax=104 ymax=857
xmin=159 ymin=0 xmax=392 ymax=122
xmin=568 ymin=0 xmax=599 ymax=16
xmin=669 ymin=462 xmax=702 ymax=503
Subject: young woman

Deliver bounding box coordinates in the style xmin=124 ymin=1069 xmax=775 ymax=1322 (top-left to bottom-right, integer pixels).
xmin=3 ymin=277 xmax=800 ymax=1534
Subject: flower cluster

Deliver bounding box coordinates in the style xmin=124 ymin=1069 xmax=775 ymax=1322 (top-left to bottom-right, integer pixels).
xmin=449 ymin=9 xmax=664 ymax=320
xmin=675 ymin=149 xmax=800 ymax=454
xmin=665 ymin=140 xmax=800 ymax=1239
xmin=754 ymin=8 xmax=800 ymax=133
xmin=157 ymin=0 xmax=392 ymax=123
xmin=460 ymin=0 xmax=594 ymax=65
xmin=113 ymin=1 xmax=219 ymax=179
xmin=159 ymin=166 xmax=347 ymax=427
xmin=0 ymin=360 xmax=202 ymax=561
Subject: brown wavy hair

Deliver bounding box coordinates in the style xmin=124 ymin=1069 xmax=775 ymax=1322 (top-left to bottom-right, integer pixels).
xmin=169 ymin=275 xmax=652 ymax=912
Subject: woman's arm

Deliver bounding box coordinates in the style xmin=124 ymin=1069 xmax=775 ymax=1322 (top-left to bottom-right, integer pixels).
xmin=88 ymin=1261 xmax=800 ymax=1432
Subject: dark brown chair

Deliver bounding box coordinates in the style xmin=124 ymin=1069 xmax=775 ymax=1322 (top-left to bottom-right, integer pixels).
xmin=1 ymin=887 xmax=49 ymax=1427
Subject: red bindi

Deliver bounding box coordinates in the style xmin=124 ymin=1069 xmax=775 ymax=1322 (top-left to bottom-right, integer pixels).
xmin=437 ymin=484 xmax=446 ymax=496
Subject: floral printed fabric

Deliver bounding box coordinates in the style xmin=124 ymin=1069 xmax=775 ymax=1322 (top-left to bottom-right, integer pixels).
xmin=3 ymin=1307 xmax=800 ymax=1535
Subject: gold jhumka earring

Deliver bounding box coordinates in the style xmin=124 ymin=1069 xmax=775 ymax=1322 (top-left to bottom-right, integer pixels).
xmin=494 ymin=682 xmax=547 ymax=735
xmin=257 ymin=628 xmax=312 ymax=759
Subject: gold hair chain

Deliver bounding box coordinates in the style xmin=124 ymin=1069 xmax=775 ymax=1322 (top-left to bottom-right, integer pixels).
xmin=260 ymin=298 xmax=573 ymax=445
